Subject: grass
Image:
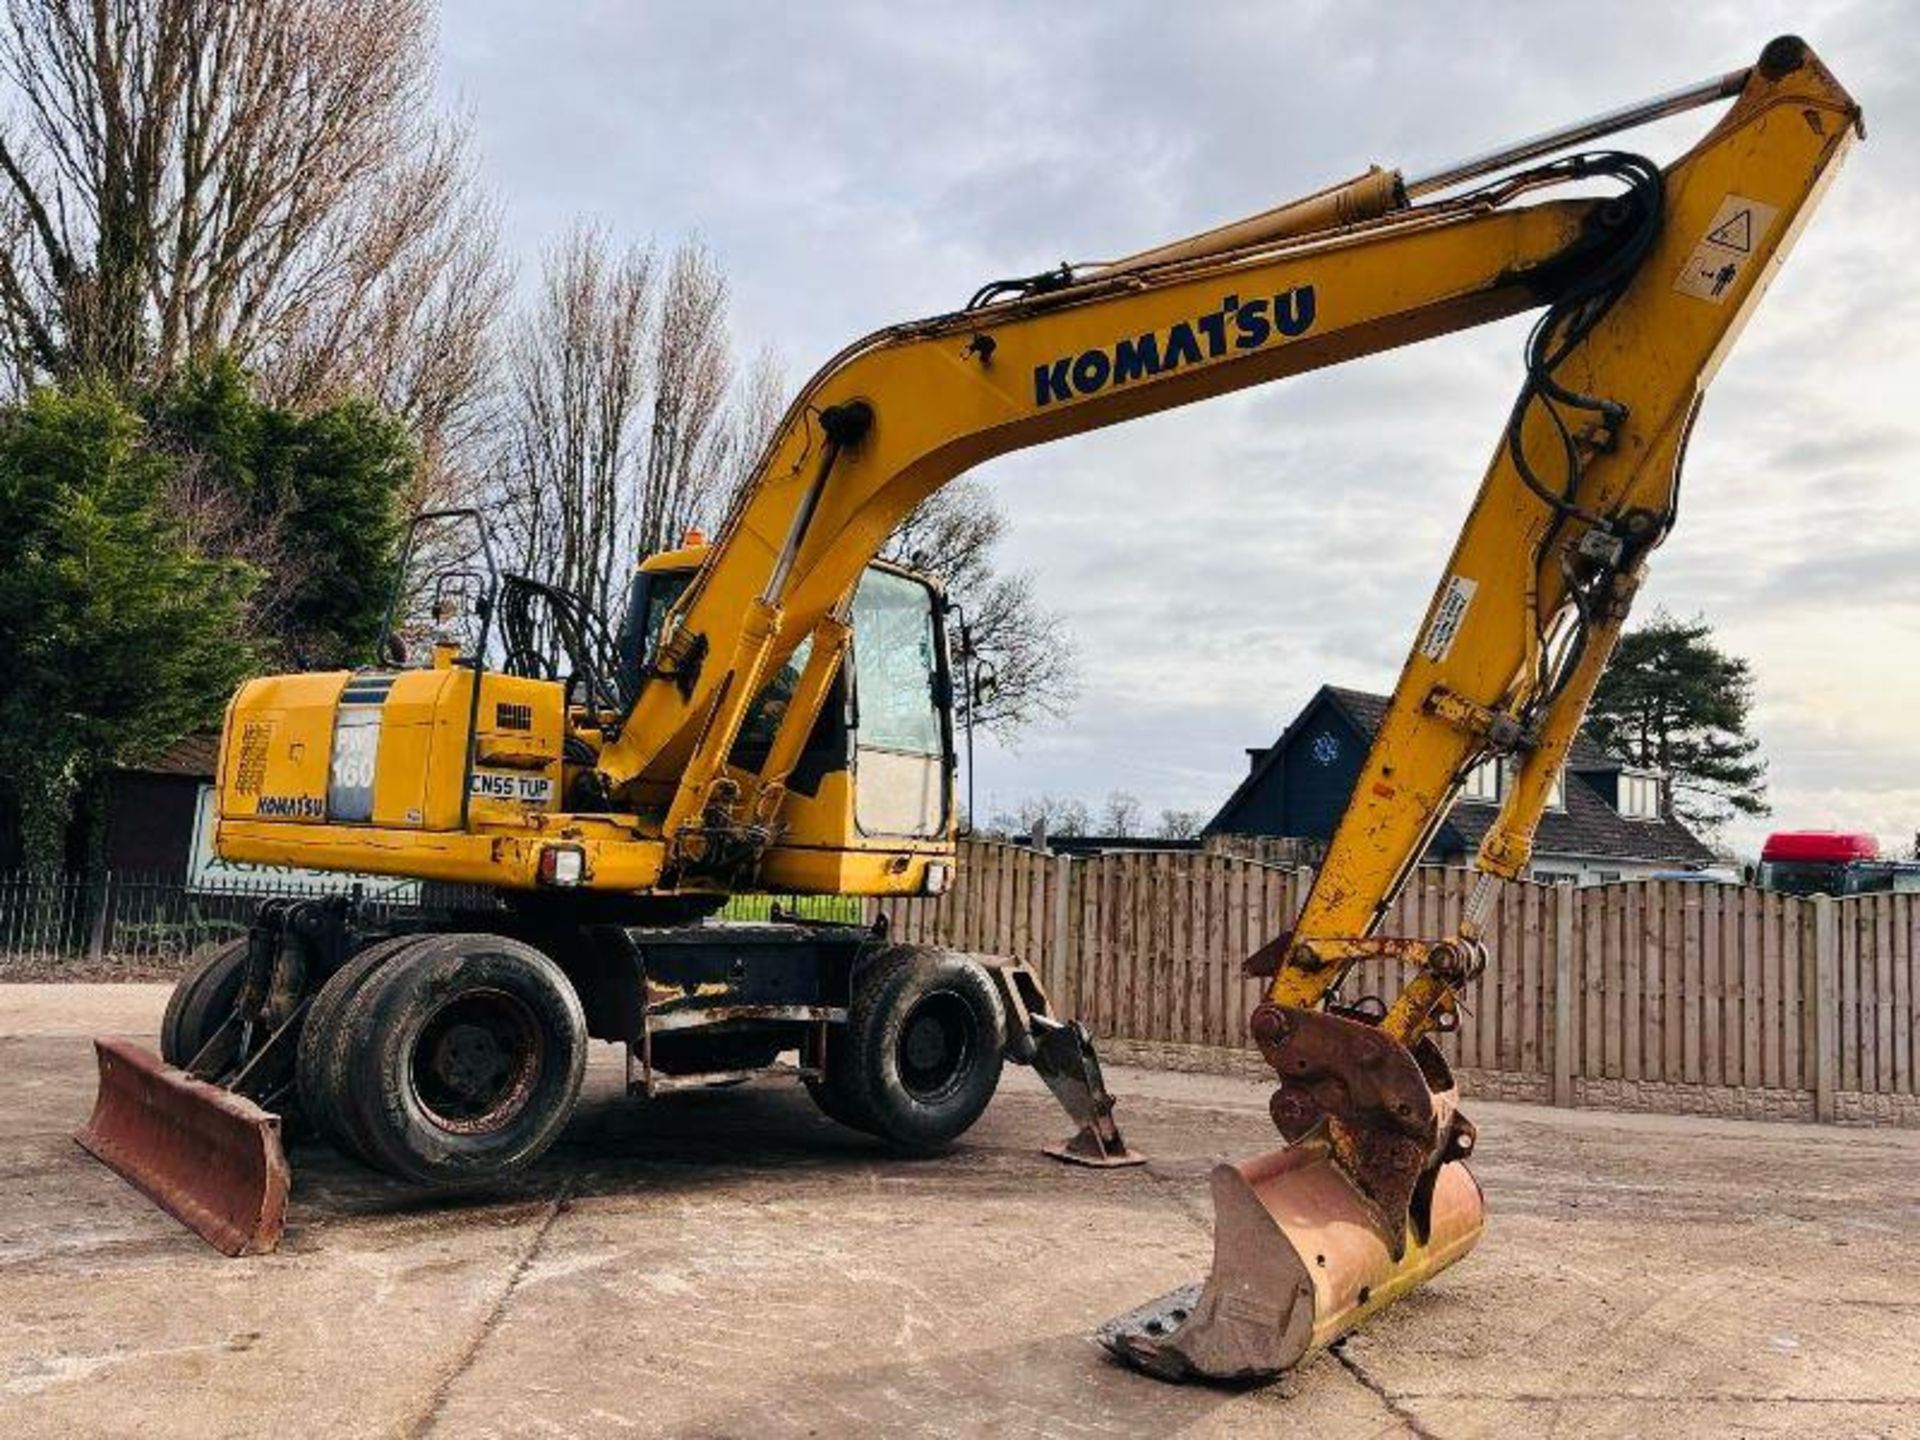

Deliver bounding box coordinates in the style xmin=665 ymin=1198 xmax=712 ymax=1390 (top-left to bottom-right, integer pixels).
xmin=716 ymin=893 xmax=864 ymax=923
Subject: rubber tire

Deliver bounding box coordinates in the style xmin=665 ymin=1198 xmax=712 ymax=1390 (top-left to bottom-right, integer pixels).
xmin=296 ymin=935 xmax=433 ymax=1165
xmin=803 ymin=1028 xmax=878 ymax=1134
xmin=837 ymin=948 xmax=1005 ymax=1154
xmin=335 ymin=935 xmax=588 ymax=1188
xmin=159 ymin=939 xmax=250 ymax=1067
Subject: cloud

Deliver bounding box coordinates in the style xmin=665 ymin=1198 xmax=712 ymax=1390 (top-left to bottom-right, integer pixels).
xmin=440 ymin=0 xmax=1920 ymax=857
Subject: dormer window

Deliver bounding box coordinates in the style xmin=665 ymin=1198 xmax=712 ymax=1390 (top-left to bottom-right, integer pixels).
xmin=1459 ymin=758 xmax=1564 ymax=809
xmin=1619 ymin=770 xmax=1663 ymax=820
xmin=1460 ymin=757 xmax=1501 ymax=804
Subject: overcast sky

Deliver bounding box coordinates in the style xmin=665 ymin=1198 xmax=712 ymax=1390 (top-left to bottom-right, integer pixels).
xmin=438 ymin=1 xmax=1918 ymax=857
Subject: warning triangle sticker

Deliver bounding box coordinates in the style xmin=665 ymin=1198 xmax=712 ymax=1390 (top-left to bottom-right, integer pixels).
xmin=1706 ymin=209 xmax=1752 ymax=252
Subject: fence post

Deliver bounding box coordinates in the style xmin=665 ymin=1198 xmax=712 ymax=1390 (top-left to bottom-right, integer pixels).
xmin=1049 ymin=851 xmax=1075 ymax=1018
xmin=1811 ymin=893 xmax=1838 ymax=1121
xmin=1552 ymin=882 xmax=1575 ymax=1107
xmin=86 ymin=870 xmax=112 ymax=964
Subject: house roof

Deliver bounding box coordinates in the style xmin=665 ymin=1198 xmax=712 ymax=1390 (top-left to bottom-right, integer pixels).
xmin=1211 ymin=683 xmax=1716 ymax=868
xmin=1443 ymin=766 xmax=1717 ymax=868
xmin=122 ymin=733 xmax=220 ymax=779
xmin=1321 ymin=686 xmax=1617 ymax=771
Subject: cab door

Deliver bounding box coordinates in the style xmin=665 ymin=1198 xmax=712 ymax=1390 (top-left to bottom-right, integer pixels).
xmin=850 ymin=568 xmax=951 ymax=838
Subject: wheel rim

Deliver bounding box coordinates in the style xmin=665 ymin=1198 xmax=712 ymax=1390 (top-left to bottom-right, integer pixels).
xmin=410 ymin=987 xmax=545 ymax=1135
xmin=896 ymin=992 xmax=975 ymax=1102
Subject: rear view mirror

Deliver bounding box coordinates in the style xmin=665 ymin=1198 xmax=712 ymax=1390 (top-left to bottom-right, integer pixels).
xmin=432 ymin=572 xmax=478 ymax=624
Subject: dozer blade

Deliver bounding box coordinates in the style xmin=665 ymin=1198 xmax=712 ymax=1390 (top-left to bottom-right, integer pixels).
xmin=1098 ymin=1140 xmax=1483 ymax=1382
xmin=75 ymin=1037 xmax=289 ymax=1257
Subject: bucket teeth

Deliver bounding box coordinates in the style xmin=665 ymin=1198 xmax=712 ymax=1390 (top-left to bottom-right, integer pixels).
xmin=75 ymin=1037 xmax=289 ymax=1256
xmin=1097 ymin=1282 xmax=1216 ymax=1382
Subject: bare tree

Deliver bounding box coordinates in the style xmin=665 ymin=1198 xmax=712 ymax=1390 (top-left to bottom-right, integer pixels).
xmin=1098 ymin=790 xmax=1142 ymax=838
xmin=636 ymin=240 xmax=731 ymax=555
xmin=700 ymin=343 xmax=785 ymax=522
xmin=0 ymin=0 xmax=502 ymax=496
xmin=492 ymin=231 xmax=767 ymax=642
xmin=1156 ymin=808 xmax=1204 ymax=840
xmin=883 ymin=479 xmax=1077 ymax=737
xmin=494 ymin=225 xmax=655 ymax=627
xmin=987 ymin=793 xmax=1089 ymax=840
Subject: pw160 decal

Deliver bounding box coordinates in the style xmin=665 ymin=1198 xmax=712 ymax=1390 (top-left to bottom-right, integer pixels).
xmin=1032 ymin=285 xmax=1316 ymax=407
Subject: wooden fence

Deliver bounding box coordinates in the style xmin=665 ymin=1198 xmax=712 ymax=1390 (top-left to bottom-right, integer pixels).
xmin=871 ymin=840 xmax=1920 ymax=1124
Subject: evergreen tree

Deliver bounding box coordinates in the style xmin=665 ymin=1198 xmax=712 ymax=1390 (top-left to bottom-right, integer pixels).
xmin=147 ymin=358 xmax=414 ymax=666
xmin=1587 ymin=613 xmax=1769 ymax=834
xmin=0 ymin=386 xmax=258 ymax=866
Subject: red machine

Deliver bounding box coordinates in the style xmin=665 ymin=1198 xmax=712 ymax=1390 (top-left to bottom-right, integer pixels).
xmin=1757 ymin=831 xmax=1918 ymax=897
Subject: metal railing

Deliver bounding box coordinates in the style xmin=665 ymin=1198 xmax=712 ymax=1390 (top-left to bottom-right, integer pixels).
xmin=0 ymin=869 xmax=863 ymax=975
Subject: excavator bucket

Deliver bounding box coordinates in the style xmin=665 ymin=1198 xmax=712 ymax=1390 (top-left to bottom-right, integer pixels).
xmin=1099 ymin=1140 xmax=1484 ymax=1382
xmin=75 ymin=1038 xmax=289 ymax=1257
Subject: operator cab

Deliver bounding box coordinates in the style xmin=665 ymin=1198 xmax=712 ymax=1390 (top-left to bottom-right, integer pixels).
xmin=621 ymin=539 xmax=956 ymax=840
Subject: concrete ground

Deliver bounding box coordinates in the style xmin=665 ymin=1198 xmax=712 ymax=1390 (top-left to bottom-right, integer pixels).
xmin=2 ymin=986 xmax=1918 ymax=1439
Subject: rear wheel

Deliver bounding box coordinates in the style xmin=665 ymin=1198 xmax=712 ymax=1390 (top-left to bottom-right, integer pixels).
xmin=830 ymin=948 xmax=1005 ymax=1153
xmin=159 ymin=939 xmax=249 ymax=1068
xmin=297 ymin=935 xmax=432 ymax=1165
xmin=332 ymin=934 xmax=588 ymax=1188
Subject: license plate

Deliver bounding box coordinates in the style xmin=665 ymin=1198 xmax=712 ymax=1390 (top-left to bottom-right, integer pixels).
xmin=469 ymin=770 xmax=554 ymax=805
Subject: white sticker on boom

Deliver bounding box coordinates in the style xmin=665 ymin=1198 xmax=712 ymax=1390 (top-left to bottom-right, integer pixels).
xmin=1672 ymin=194 xmax=1780 ymax=303
xmin=1421 ymin=575 xmax=1477 ymax=663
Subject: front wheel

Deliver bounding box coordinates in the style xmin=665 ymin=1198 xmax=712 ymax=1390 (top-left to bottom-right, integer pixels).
xmin=328 ymin=934 xmax=588 ymax=1188
xmin=159 ymin=939 xmax=249 ymax=1068
xmin=832 ymin=948 xmax=1005 ymax=1153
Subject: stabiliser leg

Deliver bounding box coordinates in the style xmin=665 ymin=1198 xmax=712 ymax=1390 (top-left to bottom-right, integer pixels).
xmin=986 ymin=959 xmax=1145 ymax=1167
xmin=1029 ymin=1016 xmax=1145 ymax=1167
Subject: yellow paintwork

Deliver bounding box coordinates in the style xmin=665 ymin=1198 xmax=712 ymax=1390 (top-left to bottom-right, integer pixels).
xmin=1267 ymin=44 xmax=1859 ymax=1039
xmin=215 ymin=43 xmax=1856 ymax=966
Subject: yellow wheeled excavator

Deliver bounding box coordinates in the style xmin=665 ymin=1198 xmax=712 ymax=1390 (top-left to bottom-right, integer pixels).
xmin=79 ymin=36 xmax=1857 ymax=1384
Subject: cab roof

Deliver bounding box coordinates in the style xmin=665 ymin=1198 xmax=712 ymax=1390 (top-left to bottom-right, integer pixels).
xmin=637 ymin=541 xmax=940 ymax=592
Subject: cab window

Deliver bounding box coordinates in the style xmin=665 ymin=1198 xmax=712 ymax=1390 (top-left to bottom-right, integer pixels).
xmin=852 ymin=569 xmax=943 ymax=756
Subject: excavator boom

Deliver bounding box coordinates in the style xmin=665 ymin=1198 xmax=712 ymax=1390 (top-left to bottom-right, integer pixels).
xmin=574 ymin=33 xmax=1855 ymax=1386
